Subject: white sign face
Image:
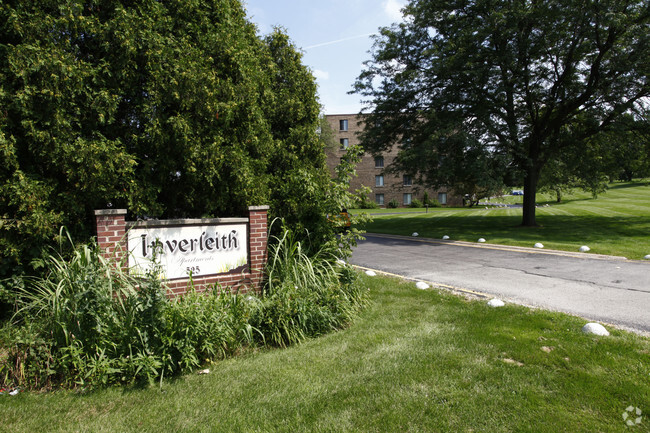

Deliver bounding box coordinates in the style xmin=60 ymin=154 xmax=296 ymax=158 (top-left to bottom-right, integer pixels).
xmin=127 ymin=224 xmax=248 ymax=280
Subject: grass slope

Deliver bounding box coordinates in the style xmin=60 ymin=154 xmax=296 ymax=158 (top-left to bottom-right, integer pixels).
xmin=2 ymin=274 xmax=649 ymax=432
xmin=358 ymin=181 xmax=650 ymax=259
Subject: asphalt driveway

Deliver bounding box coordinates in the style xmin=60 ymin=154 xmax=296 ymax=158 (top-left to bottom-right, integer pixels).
xmin=350 ymin=234 xmax=650 ymax=334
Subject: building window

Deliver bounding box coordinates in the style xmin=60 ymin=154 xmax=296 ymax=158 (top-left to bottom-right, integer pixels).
xmin=438 ymin=192 xmax=447 ymax=205
xmin=403 ymin=175 xmax=412 ymax=186
xmin=375 ymin=156 xmax=384 ymax=168
xmin=375 ymin=175 xmax=384 ymax=187
xmin=376 ymin=193 xmax=384 ymax=205
xmin=339 ymin=119 xmax=348 ymax=131
xmin=340 ymin=138 xmax=349 ymax=149
xmin=403 ymin=193 xmax=412 ymax=205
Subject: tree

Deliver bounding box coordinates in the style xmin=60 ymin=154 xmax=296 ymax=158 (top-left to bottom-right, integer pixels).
xmin=317 ymin=115 xmax=340 ymax=155
xmin=354 ymin=0 xmax=650 ymax=226
xmin=261 ymin=29 xmax=336 ymax=246
xmin=0 ymin=1 xmax=357 ymax=281
xmin=537 ymin=152 xmax=608 ymax=203
xmin=594 ymin=113 xmax=650 ymax=182
xmin=389 ymin=125 xmax=508 ymax=205
xmin=538 ymin=112 xmax=650 ymax=202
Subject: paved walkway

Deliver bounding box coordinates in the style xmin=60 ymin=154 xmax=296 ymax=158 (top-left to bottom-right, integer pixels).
xmin=350 ymin=234 xmax=650 ymax=334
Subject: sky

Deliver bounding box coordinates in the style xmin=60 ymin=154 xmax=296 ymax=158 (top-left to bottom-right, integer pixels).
xmin=243 ymin=0 xmax=406 ymax=115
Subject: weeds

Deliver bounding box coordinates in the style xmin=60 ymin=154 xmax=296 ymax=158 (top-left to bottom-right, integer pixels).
xmin=254 ymin=224 xmax=367 ymax=347
xmin=0 ymin=225 xmax=367 ymax=390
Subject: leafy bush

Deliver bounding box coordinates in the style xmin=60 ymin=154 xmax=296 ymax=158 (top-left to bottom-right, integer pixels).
xmin=1 ymin=227 xmax=367 ymax=390
xmin=161 ymin=286 xmax=258 ymax=373
xmin=253 ymin=225 xmax=367 ymax=347
xmin=422 ymin=192 xmax=441 ymax=207
xmin=388 ymin=199 xmax=400 ymax=208
xmin=410 ymin=198 xmax=423 ymax=208
xmin=4 ymin=234 xmax=168 ymax=388
xmin=0 ymin=233 xmax=253 ymax=388
xmin=353 ymin=187 xmax=379 ymax=209
xmin=355 ymin=200 xmax=380 ymax=210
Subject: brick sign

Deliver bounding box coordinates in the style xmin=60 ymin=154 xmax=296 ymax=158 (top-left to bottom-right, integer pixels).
xmin=128 ymin=222 xmax=248 ymax=280
xmin=94 ymin=206 xmax=269 ymax=296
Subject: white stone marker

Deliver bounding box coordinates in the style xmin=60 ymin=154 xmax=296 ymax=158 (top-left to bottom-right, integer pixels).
xmin=365 ymin=270 xmax=376 ymax=277
xmin=579 ymin=246 xmax=590 ymax=252
xmin=412 ymin=232 xmax=419 ymax=237
xmin=487 ymin=299 xmax=505 ymax=307
xmin=478 ymin=238 xmax=486 ymax=243
xmin=415 ymin=281 xmax=429 ymax=290
xmin=534 ymin=243 xmax=544 ymax=249
xmin=582 ymin=323 xmax=609 ymax=336
xmin=442 ymin=235 xmax=450 ymax=240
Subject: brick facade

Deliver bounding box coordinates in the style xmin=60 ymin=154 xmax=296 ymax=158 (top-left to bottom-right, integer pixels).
xmin=325 ymin=114 xmax=461 ymax=207
xmin=94 ymin=206 xmax=269 ymax=296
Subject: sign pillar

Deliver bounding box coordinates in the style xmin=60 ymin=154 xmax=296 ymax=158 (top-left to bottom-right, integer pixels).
xmin=248 ymin=205 xmax=270 ymax=289
xmin=94 ymin=209 xmax=128 ymax=263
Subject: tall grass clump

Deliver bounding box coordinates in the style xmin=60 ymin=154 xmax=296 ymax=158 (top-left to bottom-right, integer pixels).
xmin=161 ymin=284 xmax=258 ymax=373
xmin=252 ymin=225 xmax=368 ymax=347
xmin=1 ymin=232 xmax=257 ymax=389
xmin=5 ymin=234 xmax=147 ymax=388
xmin=1 ymin=226 xmax=368 ymax=391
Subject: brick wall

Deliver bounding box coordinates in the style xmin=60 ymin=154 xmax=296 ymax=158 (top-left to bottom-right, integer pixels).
xmin=94 ymin=206 xmax=269 ymax=296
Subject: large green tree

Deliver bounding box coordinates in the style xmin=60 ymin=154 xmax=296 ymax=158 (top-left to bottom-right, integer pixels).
xmin=537 ymin=112 xmax=650 ymax=202
xmin=354 ymin=0 xmax=650 ymax=226
xmin=262 ymin=29 xmax=335 ymax=243
xmin=0 ymin=0 xmax=351 ymax=279
xmin=594 ymin=113 xmax=650 ymax=182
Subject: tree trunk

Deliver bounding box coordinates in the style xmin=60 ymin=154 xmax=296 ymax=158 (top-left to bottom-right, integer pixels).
xmin=522 ymin=168 xmax=539 ymax=226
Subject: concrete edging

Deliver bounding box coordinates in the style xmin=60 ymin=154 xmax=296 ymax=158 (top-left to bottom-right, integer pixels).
xmin=365 ymin=233 xmax=629 ymax=261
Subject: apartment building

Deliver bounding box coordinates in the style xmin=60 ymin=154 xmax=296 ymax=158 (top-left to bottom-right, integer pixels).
xmin=325 ymin=114 xmax=460 ymax=208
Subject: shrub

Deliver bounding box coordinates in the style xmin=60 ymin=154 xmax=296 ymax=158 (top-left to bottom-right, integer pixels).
xmin=1 ymin=226 xmax=367 ymax=390
xmin=353 ymin=187 xmax=379 ymax=209
xmin=422 ymin=192 xmax=441 ymax=207
xmin=355 ymin=200 xmax=380 ymax=209
xmin=2 ymin=232 xmax=257 ymax=388
xmin=410 ymin=198 xmax=423 ymax=208
xmin=5 ymin=233 xmax=167 ymax=388
xmin=252 ymin=224 xmax=367 ymax=347
xmin=161 ymin=285 xmax=258 ymax=374
xmin=387 ymin=199 xmax=400 ymax=208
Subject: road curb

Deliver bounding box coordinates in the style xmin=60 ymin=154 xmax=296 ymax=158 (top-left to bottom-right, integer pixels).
xmin=353 ymin=264 xmax=491 ymax=299
xmin=353 ymin=264 xmax=650 ymax=336
xmin=364 ymin=233 xmax=629 ymax=261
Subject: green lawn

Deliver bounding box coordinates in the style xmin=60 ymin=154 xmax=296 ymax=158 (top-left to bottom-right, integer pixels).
xmin=355 ymin=181 xmax=650 ymax=259
xmin=2 ymin=273 xmax=649 ymax=432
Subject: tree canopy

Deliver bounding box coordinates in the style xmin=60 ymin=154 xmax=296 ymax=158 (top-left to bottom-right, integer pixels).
xmin=354 ymin=0 xmax=650 ymax=225
xmin=0 ymin=0 xmax=353 ymax=279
